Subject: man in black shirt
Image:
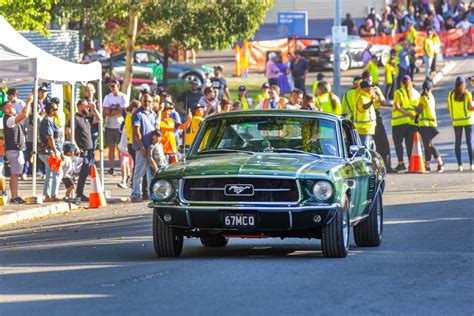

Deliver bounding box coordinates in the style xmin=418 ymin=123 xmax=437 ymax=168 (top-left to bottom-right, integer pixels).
xmin=177 ymin=79 xmax=203 ymax=111
xmin=342 ymin=13 xmax=357 ymax=35
xmin=2 ymin=95 xmax=32 ymax=203
xmin=210 ymin=66 xmax=231 ymax=101
xmin=73 ymin=99 xmax=100 ymax=202
xmin=291 ymin=52 xmax=309 ymax=93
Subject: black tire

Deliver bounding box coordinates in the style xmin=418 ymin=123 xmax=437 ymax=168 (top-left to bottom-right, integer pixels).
xmin=200 ymin=235 xmax=229 ymax=247
xmin=183 ymin=72 xmax=203 ymax=86
xmin=153 ymin=209 xmax=183 ymax=257
xmin=354 ymin=192 xmax=383 ymax=247
xmin=321 ymin=199 xmax=350 ymax=258
xmin=340 ymin=53 xmax=351 ymax=71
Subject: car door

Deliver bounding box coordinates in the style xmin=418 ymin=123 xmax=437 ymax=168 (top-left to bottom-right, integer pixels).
xmin=342 ymin=122 xmax=373 ymax=219
xmin=133 ymin=51 xmax=156 ymax=79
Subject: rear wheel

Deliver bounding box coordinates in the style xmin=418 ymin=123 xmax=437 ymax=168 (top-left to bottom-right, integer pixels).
xmin=153 ymin=209 xmax=183 ymax=257
xmin=354 ymin=192 xmax=383 ymax=247
xmin=183 ymin=72 xmax=203 ymax=86
xmin=200 ymin=235 xmax=229 ymax=247
xmin=340 ymin=53 xmax=351 ymax=71
xmin=321 ymin=199 xmax=350 ymax=258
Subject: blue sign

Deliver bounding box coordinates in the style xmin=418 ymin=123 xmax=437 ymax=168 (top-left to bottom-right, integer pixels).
xmin=277 ymin=12 xmax=308 ymax=37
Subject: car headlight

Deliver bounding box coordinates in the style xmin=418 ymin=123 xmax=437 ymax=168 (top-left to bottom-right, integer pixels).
xmin=312 ymin=181 xmax=333 ymax=201
xmin=152 ymin=180 xmax=174 ymax=200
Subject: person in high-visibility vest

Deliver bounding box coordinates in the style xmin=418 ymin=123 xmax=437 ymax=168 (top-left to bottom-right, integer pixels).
xmin=315 ymin=81 xmax=342 ymax=115
xmin=447 ymin=76 xmax=474 ymax=172
xmin=237 ymin=86 xmax=253 ymax=110
xmin=341 ymin=76 xmax=362 ymax=121
xmin=312 ymin=73 xmax=326 ymax=96
xmin=365 ymin=55 xmax=380 ymax=85
xmin=254 ymin=83 xmax=270 ymax=105
xmin=423 ymin=28 xmax=436 ymax=79
xmin=391 ymin=75 xmax=420 ymax=171
xmin=354 ymin=81 xmax=378 ymax=149
xmin=406 ymin=22 xmax=417 ymax=46
xmin=256 ymin=85 xmax=286 ymax=110
xmin=415 ymin=80 xmax=444 ymax=172
xmin=384 ymin=52 xmax=398 ymax=102
xmin=185 ymin=104 xmax=205 ymax=146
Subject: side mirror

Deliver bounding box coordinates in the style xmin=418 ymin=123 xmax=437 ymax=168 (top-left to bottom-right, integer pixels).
xmin=349 ymin=145 xmax=360 ymax=158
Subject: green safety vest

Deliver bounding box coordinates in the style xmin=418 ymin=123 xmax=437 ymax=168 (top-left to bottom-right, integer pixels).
xmin=317 ymin=92 xmax=342 ymax=115
xmin=353 ymin=91 xmax=376 ymax=135
xmin=448 ymin=91 xmax=473 ymax=127
xmin=391 ymin=87 xmax=419 ymax=127
xmin=418 ymin=93 xmax=437 ymax=127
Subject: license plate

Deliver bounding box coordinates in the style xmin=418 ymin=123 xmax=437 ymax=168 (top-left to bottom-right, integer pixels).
xmin=224 ymin=213 xmax=256 ymax=228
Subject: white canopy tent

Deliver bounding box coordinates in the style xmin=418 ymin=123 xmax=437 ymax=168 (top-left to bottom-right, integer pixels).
xmin=0 ymin=15 xmax=105 ymax=198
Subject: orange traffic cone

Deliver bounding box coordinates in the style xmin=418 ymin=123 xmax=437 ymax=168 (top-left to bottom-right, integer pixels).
xmin=89 ymin=165 xmax=107 ymax=208
xmin=408 ymin=132 xmax=425 ymax=173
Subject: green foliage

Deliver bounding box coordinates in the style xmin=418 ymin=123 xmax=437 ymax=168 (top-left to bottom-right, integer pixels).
xmin=0 ymin=0 xmax=56 ymax=34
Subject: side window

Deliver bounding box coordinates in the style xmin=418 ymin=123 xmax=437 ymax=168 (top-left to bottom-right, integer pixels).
xmin=342 ymin=123 xmax=355 ymax=158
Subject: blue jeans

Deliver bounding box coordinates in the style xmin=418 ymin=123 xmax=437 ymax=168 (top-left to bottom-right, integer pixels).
xmin=360 ymin=134 xmax=375 ymax=150
xmin=131 ymin=151 xmax=153 ymax=198
xmin=39 ymin=154 xmax=63 ymax=197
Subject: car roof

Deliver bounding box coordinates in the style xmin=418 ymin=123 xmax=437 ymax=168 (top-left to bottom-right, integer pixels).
xmin=207 ymin=109 xmax=343 ymax=122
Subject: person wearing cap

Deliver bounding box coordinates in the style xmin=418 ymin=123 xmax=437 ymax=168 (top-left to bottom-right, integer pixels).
xmin=210 ymin=66 xmax=231 ymax=101
xmin=391 ymin=75 xmax=420 ymax=171
xmin=177 ymin=80 xmax=203 ymax=111
xmin=447 ymin=76 xmax=474 ymax=172
xmin=266 ymin=53 xmax=281 ymax=86
xmin=138 ymin=84 xmax=151 ymax=98
xmin=354 ymin=81 xmax=378 ymax=149
xmin=2 ymin=94 xmax=33 ymax=203
xmin=315 ymin=81 xmax=342 ymax=115
xmin=130 ymin=94 xmax=157 ymax=202
xmin=255 ymin=83 xmax=270 ymax=105
xmin=185 ymin=104 xmax=205 ymax=146
xmin=237 ymin=86 xmax=253 ymax=110
xmin=157 ymin=102 xmax=192 ymax=164
xmin=342 ymin=76 xmax=362 ymax=121
xmin=415 ymin=80 xmax=445 ymax=172
xmin=103 ymin=80 xmax=128 ymax=176
xmin=423 ymin=28 xmax=436 ymax=79
xmin=384 ymin=52 xmax=398 ymax=102
xmin=312 ymin=73 xmax=326 ymax=97
xmin=256 ymin=85 xmax=286 ymax=110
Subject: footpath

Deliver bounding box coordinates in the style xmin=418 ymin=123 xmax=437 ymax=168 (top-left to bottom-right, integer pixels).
xmin=0 ymin=57 xmax=458 ymax=228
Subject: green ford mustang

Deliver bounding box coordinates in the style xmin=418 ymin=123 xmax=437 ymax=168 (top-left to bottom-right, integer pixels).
xmin=148 ymin=110 xmax=386 ymax=258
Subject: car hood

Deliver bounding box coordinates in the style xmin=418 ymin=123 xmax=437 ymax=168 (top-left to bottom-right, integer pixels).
xmin=175 ymin=63 xmax=214 ymax=73
xmin=159 ymin=153 xmax=344 ymax=179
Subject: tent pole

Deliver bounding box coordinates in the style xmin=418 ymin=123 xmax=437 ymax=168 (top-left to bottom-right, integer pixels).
xmin=97 ymin=79 xmax=104 ymax=190
xmin=70 ymin=83 xmax=75 ymax=145
xmin=32 ymin=77 xmax=39 ymax=197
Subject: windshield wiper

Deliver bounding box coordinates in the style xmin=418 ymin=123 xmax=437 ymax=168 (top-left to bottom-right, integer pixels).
xmin=270 ymin=148 xmax=322 ymax=158
xmin=195 ymin=149 xmax=256 ymax=155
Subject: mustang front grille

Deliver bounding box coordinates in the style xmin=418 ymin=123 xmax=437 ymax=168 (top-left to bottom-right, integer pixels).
xmin=181 ymin=178 xmax=299 ymax=204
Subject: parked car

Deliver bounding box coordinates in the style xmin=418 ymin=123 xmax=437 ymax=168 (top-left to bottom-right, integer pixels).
xmin=100 ymin=49 xmax=214 ymax=86
xmin=148 ymin=110 xmax=386 ymax=258
xmin=299 ymin=36 xmax=391 ymax=71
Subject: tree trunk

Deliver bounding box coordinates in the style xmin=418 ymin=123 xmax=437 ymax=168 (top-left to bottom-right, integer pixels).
xmin=121 ymin=9 xmax=139 ymax=97
xmin=163 ymin=47 xmax=170 ymax=88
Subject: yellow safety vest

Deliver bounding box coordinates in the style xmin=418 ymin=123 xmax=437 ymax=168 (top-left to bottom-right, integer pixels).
xmin=418 ymin=93 xmax=437 ymax=127
xmin=317 ymin=92 xmax=342 ymax=115
xmin=391 ymin=87 xmax=420 ymax=126
xmin=185 ymin=115 xmax=204 ymax=146
xmin=384 ymin=62 xmax=398 ymax=85
xmin=240 ymin=97 xmax=250 ymax=110
xmin=312 ymin=80 xmax=320 ymax=96
xmin=395 ymin=44 xmax=403 ymax=65
xmin=342 ymin=88 xmax=357 ymax=121
xmin=354 ymin=90 xmax=376 ymax=135
xmin=365 ymin=61 xmax=379 ymax=84
xmin=423 ymin=38 xmax=435 ymax=57
xmin=448 ymin=91 xmax=474 ymax=127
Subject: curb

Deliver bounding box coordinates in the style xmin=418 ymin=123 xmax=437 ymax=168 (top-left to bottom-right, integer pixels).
xmin=0 ymin=202 xmax=78 ymax=227
xmin=432 ymin=60 xmax=456 ymax=85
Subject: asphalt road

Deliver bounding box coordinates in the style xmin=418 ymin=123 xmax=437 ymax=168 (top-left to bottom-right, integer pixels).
xmin=0 ymin=57 xmax=473 ymax=315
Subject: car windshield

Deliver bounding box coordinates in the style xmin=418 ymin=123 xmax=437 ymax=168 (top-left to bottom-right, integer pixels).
xmin=190 ymin=116 xmax=340 ymax=157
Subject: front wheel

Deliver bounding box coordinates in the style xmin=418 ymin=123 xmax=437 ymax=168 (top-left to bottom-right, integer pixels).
xmin=340 ymin=53 xmax=351 ymax=71
xmin=354 ymin=192 xmax=383 ymax=247
xmin=200 ymin=235 xmax=229 ymax=247
xmin=153 ymin=209 xmax=183 ymax=257
xmin=321 ymin=199 xmax=350 ymax=258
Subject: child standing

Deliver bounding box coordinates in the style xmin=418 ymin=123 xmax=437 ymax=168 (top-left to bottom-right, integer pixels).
xmin=61 ymin=143 xmax=83 ymax=201
xmin=117 ymin=126 xmax=133 ymax=189
xmin=148 ymin=130 xmax=167 ymax=175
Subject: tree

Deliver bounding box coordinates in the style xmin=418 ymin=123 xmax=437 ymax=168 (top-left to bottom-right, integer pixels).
xmin=140 ymin=0 xmax=272 ymax=87
xmin=0 ymin=0 xmax=56 ymax=34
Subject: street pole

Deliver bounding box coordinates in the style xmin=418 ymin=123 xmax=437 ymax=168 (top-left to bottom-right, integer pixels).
xmin=334 ymin=0 xmax=342 ymax=98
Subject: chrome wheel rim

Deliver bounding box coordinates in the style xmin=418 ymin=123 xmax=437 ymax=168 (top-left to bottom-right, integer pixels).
xmin=340 ymin=55 xmax=349 ymax=70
